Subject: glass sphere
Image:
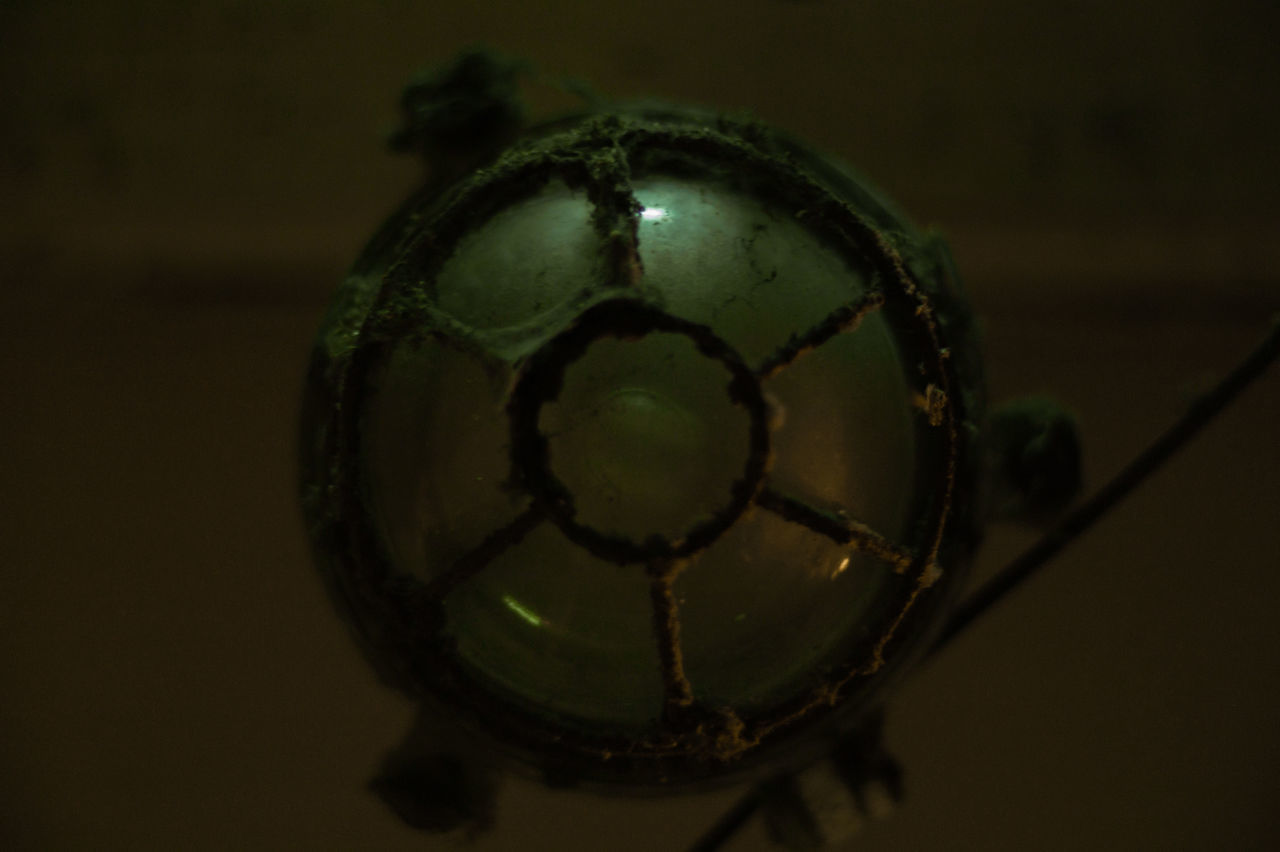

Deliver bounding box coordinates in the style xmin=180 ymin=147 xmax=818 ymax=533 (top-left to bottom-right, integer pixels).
xmin=300 ymin=106 xmax=983 ymax=789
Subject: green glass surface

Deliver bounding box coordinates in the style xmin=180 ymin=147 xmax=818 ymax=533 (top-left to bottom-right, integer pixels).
xmin=678 ymin=325 xmax=916 ymax=710
xmin=541 ymin=332 xmax=750 ymax=544
xmin=444 ymin=523 xmax=664 ymax=729
xmin=359 ymin=173 xmax=918 ymax=729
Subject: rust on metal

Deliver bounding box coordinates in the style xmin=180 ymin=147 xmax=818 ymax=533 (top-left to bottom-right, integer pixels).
xmin=756 ymin=486 xmax=915 ymax=573
xmin=755 ymin=291 xmax=886 ymax=380
xmin=312 ymin=109 xmax=967 ymax=781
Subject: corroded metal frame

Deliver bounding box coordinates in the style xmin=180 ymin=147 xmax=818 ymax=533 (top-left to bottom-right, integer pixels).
xmin=303 ymin=109 xmax=975 ymax=789
xmin=507 ymin=298 xmax=773 ymax=565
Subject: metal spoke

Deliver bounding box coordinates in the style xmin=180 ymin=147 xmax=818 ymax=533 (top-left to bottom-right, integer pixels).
xmin=755 ymin=291 xmax=885 ymax=380
xmin=757 ymin=486 xmax=914 ymax=572
xmin=421 ymin=505 xmax=545 ymax=601
xmin=647 ymin=559 xmax=695 ymax=714
xmin=579 ymin=129 xmax=644 ymax=292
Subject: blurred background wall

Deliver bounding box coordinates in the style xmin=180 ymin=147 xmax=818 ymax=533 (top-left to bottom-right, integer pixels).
xmin=2 ymin=2 xmax=1277 ymax=850
xmin=4 ymin=0 xmax=1279 ymax=303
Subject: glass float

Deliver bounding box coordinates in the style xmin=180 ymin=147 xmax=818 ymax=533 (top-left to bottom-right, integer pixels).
xmin=299 ymin=93 xmax=985 ymax=797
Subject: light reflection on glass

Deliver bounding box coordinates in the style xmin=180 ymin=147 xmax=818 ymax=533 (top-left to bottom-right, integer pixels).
xmin=501 ymin=594 xmax=544 ymax=627
xmin=640 ymin=206 xmax=668 ymax=222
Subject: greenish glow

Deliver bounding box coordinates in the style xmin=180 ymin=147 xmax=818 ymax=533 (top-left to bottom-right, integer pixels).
xmin=502 ymin=594 xmax=544 ymax=627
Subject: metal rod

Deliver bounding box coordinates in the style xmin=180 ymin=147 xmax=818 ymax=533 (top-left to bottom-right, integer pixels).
xmin=931 ymin=314 xmax=1280 ymax=656
xmin=688 ymin=315 xmax=1279 ymax=852
xmin=685 ymin=787 xmax=764 ymax=852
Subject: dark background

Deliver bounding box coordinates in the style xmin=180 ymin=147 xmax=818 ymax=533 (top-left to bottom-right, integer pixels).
xmin=2 ymin=2 xmax=1278 ymax=849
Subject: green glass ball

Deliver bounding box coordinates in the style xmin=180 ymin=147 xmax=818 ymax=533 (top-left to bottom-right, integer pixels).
xmin=300 ymin=105 xmax=983 ymax=789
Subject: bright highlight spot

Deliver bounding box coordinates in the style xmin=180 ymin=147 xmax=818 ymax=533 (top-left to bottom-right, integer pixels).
xmin=640 ymin=206 xmax=668 ymax=222
xmin=502 ymin=594 xmax=544 ymax=627
xmin=831 ymin=556 xmax=850 ymax=579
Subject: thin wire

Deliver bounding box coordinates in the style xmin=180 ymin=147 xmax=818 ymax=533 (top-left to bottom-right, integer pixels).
xmin=686 ymin=315 xmax=1279 ymax=852
xmin=685 ymin=787 xmax=764 ymax=852
xmin=930 ymin=314 xmax=1280 ymax=657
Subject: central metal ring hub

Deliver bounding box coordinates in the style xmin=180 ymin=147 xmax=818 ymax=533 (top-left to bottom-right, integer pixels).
xmin=508 ymin=299 xmax=772 ymax=564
